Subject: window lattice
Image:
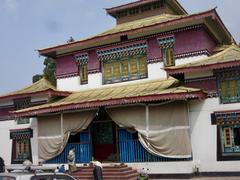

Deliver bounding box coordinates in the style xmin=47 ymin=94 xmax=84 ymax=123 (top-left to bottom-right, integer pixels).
xmin=102 ymin=55 xmax=147 ymax=84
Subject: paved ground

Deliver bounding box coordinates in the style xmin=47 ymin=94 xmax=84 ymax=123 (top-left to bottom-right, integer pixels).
xmin=151 ymin=177 xmax=240 ymax=180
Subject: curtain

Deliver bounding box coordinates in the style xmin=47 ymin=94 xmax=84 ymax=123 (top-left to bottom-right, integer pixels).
xmin=38 ymin=110 xmax=97 ymax=162
xmin=107 ymin=101 xmax=191 ymax=158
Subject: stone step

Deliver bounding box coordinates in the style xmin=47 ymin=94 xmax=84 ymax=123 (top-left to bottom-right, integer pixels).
xmin=72 ymin=167 xmax=133 ymax=174
xmin=73 ymin=169 xmax=137 ymax=176
xmin=70 ymin=165 xmax=138 ymax=180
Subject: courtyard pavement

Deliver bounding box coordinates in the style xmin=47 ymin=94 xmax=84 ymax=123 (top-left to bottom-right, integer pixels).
xmin=151 ymin=177 xmax=240 ymax=180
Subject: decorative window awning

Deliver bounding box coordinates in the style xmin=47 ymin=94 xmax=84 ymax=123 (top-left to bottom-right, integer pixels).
xmin=97 ymin=42 xmax=147 ymax=61
xmin=74 ymin=53 xmax=88 ymax=65
xmin=10 ymin=128 xmax=33 ymax=140
xmin=214 ymin=111 xmax=240 ymax=125
xmin=158 ymin=36 xmax=175 ymax=49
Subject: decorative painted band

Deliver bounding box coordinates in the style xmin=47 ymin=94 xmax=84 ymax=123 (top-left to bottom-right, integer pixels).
xmin=167 ymin=60 xmax=240 ymax=75
xmin=213 ymin=111 xmax=240 ymax=125
xmin=10 ymin=128 xmax=33 ymax=140
xmin=88 ymin=69 xmax=101 ymax=74
xmin=185 ymin=76 xmax=216 ymax=83
xmin=75 ymin=53 xmax=88 ymax=65
xmin=175 ymin=49 xmax=210 ymax=59
xmin=97 ymin=42 xmax=147 ymax=61
xmin=147 ymin=50 xmax=210 ymax=64
xmin=56 ymin=72 xmax=79 ymax=79
xmin=147 ymin=58 xmax=162 ymax=64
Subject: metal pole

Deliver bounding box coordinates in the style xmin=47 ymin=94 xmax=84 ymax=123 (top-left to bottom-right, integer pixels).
xmin=61 ymin=113 xmax=64 ymax=149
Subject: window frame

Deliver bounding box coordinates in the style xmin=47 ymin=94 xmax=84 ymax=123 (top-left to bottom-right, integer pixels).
xmin=79 ymin=63 xmax=88 ymax=85
xmin=10 ymin=129 xmax=33 ymax=164
xmin=102 ymin=54 xmax=148 ymax=84
xmin=158 ymin=36 xmax=175 ymax=67
xmin=217 ymin=69 xmax=240 ymax=104
xmin=11 ymin=138 xmax=32 ymax=164
xmin=217 ymin=125 xmax=240 ymax=161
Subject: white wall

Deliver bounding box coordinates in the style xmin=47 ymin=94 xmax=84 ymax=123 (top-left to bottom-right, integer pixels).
xmin=176 ymin=54 xmax=208 ymax=66
xmin=127 ymin=162 xmax=194 ymax=174
xmin=0 ymin=118 xmax=38 ymax=165
xmin=189 ymin=98 xmax=240 ymax=172
xmin=0 ymin=120 xmax=15 ymax=165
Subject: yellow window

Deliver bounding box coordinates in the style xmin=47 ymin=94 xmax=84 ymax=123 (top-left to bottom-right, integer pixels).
xmin=229 ymin=80 xmax=236 ymax=97
xmin=223 ymin=127 xmax=232 ymax=147
xmin=121 ymin=60 xmax=129 ymax=77
xmin=139 ymin=56 xmax=147 ymax=74
xmin=220 ymin=81 xmax=227 ymax=98
xmin=163 ymin=48 xmax=175 ymax=67
xmin=112 ymin=61 xmax=121 ymax=79
xmin=130 ymin=57 xmax=138 ymax=74
xmin=104 ymin=63 xmax=112 ymax=80
xmin=237 ymin=80 xmax=240 ymax=95
xmin=80 ymin=64 xmax=88 ymax=83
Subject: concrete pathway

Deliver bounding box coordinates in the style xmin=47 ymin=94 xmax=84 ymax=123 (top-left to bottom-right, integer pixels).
xmin=151 ymin=177 xmax=240 ymax=180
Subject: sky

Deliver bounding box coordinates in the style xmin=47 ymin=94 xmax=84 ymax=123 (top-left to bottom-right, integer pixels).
xmin=0 ymin=0 xmax=239 ymax=95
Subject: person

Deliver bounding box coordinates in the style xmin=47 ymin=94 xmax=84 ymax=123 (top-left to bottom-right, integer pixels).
xmin=59 ymin=165 xmax=65 ymax=173
xmin=54 ymin=167 xmax=59 ymax=173
xmin=0 ymin=156 xmax=5 ymax=173
xmin=68 ymin=147 xmax=76 ymax=173
xmin=68 ymin=147 xmax=75 ymax=164
xmin=93 ymin=161 xmax=103 ymax=180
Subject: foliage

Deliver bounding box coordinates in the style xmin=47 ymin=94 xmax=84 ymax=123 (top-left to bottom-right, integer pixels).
xmin=32 ymin=57 xmax=56 ymax=85
xmin=43 ymin=57 xmax=56 ymax=85
xmin=32 ymin=74 xmax=43 ymax=83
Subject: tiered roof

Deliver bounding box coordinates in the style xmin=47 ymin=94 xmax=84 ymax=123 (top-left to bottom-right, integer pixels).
xmin=13 ymin=78 xmax=206 ymax=117
xmin=0 ymin=78 xmax=70 ymax=101
xmin=38 ymin=8 xmax=233 ymax=57
xmin=106 ymin=0 xmax=188 ymax=18
xmin=166 ymin=44 xmax=240 ymax=75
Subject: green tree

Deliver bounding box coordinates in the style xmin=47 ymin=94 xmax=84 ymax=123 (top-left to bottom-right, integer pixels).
xmin=43 ymin=57 xmax=56 ymax=85
xmin=32 ymin=74 xmax=43 ymax=83
xmin=32 ymin=57 xmax=56 ymax=85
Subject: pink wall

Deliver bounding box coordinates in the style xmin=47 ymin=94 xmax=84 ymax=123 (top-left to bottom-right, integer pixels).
xmin=55 ymin=26 xmax=217 ymax=78
xmin=185 ymin=77 xmax=217 ymax=95
xmin=56 ymin=55 xmax=78 ymax=78
xmin=88 ymin=50 xmax=101 ymax=73
xmin=147 ymin=37 xmax=162 ymax=62
xmin=0 ymin=106 xmax=15 ymax=120
xmin=174 ymin=27 xmax=217 ymax=55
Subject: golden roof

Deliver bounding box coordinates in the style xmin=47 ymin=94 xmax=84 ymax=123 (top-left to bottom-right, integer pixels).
xmin=38 ymin=13 xmax=183 ymax=52
xmin=95 ymin=13 xmax=184 ymax=37
xmin=38 ymin=9 xmax=233 ymax=56
xmin=15 ymin=77 xmax=205 ymax=116
xmin=166 ymin=44 xmax=240 ymax=70
xmin=0 ymin=78 xmax=68 ymax=99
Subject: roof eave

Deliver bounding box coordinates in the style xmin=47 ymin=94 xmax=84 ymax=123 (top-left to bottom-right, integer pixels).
xmin=13 ymin=91 xmax=206 ymax=118
xmin=0 ymin=89 xmax=71 ymax=101
xmin=166 ymin=59 xmax=240 ymax=75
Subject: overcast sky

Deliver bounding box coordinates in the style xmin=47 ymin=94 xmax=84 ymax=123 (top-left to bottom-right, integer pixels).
xmin=0 ymin=0 xmax=239 ymax=95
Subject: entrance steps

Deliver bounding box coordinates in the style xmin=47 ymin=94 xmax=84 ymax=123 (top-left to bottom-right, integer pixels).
xmin=69 ymin=164 xmax=138 ymax=180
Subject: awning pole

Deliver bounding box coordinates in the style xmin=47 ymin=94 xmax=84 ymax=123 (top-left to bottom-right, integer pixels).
xmin=146 ymin=104 xmax=149 ymax=138
xmin=60 ymin=113 xmax=64 ymax=148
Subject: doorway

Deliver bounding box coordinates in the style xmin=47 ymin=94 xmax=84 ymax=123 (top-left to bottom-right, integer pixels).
xmin=91 ymin=108 xmax=117 ymax=162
